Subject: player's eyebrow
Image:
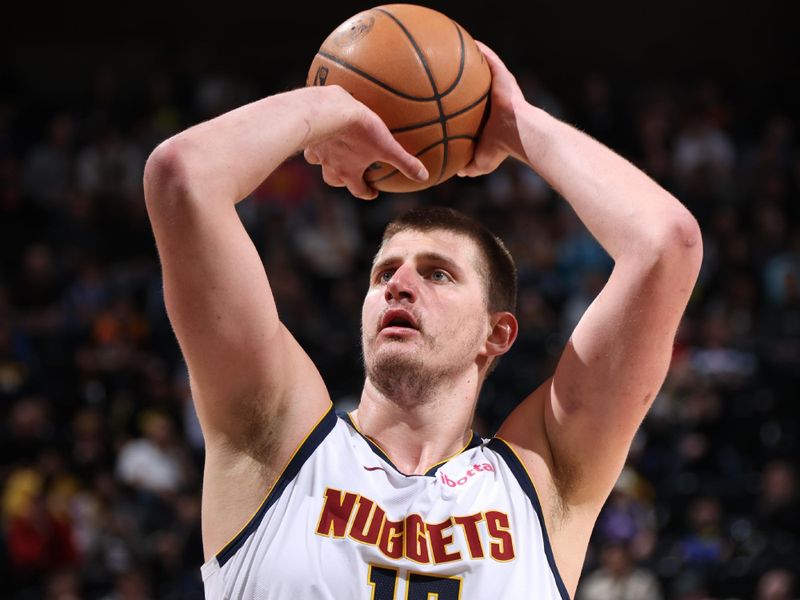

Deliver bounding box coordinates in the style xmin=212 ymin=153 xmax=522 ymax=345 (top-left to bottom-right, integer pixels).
xmin=371 ymin=251 xmax=464 ymax=278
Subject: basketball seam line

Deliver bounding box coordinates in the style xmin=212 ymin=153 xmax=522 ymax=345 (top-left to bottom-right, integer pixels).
xmin=316 ymin=25 xmax=469 ymax=103
xmin=316 ymin=51 xmax=439 ymax=102
xmin=390 ymin=88 xmax=490 ymax=134
xmin=375 ymin=7 xmax=450 ymax=183
xmin=438 ymin=22 xmax=467 ymax=97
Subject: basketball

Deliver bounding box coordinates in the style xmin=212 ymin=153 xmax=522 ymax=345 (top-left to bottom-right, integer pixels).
xmin=307 ymin=4 xmax=491 ymax=193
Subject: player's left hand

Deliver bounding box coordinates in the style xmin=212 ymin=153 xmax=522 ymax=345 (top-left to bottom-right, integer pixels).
xmin=303 ymin=88 xmax=428 ymax=200
xmin=458 ymin=41 xmax=527 ymax=178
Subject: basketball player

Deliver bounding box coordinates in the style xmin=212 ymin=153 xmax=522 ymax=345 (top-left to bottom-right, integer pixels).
xmin=143 ymin=43 xmax=701 ymax=599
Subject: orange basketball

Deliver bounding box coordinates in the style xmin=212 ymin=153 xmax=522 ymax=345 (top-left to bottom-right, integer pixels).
xmin=307 ymin=4 xmax=491 ymax=193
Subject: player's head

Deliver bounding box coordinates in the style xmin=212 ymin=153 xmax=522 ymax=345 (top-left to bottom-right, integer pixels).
xmin=380 ymin=206 xmax=518 ymax=315
xmin=361 ymin=206 xmax=518 ymax=402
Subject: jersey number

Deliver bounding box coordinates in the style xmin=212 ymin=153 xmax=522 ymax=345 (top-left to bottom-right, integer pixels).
xmin=368 ymin=565 xmax=462 ymax=599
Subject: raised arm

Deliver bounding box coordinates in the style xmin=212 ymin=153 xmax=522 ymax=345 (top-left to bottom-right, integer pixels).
xmin=143 ymin=84 xmax=426 ymax=556
xmin=464 ymin=45 xmax=702 ymax=590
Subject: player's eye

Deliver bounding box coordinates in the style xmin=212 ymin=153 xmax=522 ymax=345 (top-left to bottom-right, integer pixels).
xmin=430 ymin=269 xmax=451 ymax=282
xmin=378 ymin=270 xmax=395 ymax=283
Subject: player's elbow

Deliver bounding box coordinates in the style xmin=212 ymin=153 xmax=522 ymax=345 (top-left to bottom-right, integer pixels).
xmin=650 ymin=209 xmax=703 ymax=279
xmin=143 ymin=138 xmax=198 ymax=211
xmin=662 ymin=210 xmax=702 ymax=258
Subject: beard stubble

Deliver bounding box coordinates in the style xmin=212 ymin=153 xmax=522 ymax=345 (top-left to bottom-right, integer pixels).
xmin=363 ymin=319 xmax=483 ymax=406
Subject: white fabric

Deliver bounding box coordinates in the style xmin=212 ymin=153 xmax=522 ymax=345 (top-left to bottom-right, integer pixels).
xmin=201 ymin=413 xmax=567 ymax=599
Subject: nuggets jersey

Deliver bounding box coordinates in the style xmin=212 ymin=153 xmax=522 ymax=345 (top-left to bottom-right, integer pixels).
xmin=201 ymin=405 xmax=570 ymax=599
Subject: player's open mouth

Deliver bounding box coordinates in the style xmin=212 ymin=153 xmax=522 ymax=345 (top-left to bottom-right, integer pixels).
xmin=379 ymin=309 xmax=420 ymax=334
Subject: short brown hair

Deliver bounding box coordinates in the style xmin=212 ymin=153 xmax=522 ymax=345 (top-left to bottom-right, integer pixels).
xmin=381 ymin=206 xmax=517 ymax=315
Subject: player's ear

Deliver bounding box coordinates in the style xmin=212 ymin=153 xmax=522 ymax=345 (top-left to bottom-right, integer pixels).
xmin=484 ymin=312 xmax=518 ymax=357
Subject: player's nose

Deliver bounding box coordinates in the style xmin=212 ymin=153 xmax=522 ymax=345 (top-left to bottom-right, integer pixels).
xmin=384 ymin=264 xmax=418 ymax=303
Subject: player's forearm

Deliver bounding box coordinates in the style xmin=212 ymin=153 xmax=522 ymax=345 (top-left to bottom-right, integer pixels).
xmin=509 ymin=101 xmax=701 ymax=263
xmin=143 ymin=86 xmax=351 ymax=208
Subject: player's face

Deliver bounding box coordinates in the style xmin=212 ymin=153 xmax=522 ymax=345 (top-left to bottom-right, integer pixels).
xmin=361 ymin=229 xmax=492 ymax=380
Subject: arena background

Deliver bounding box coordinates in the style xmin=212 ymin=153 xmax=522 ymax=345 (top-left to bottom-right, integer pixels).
xmin=1 ymin=1 xmax=798 ymax=598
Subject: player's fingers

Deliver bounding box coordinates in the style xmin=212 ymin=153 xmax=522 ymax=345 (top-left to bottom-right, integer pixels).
xmin=474 ymin=41 xmax=504 ymax=68
xmin=474 ymin=41 xmax=517 ymax=88
xmin=347 ymin=176 xmax=379 ymax=201
xmin=304 ymin=147 xmax=321 ymax=165
xmin=458 ymin=162 xmax=485 ymax=177
xmin=371 ymin=129 xmax=428 ymax=182
xmin=458 ymin=146 xmax=503 ymax=178
xmin=458 ymin=136 xmax=490 ymax=177
xmin=321 ymin=168 xmax=345 ymax=188
xmin=475 ymin=40 xmax=508 ymax=84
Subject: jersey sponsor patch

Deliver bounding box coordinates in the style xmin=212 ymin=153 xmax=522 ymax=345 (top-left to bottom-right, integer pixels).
xmin=439 ymin=462 xmax=495 ymax=487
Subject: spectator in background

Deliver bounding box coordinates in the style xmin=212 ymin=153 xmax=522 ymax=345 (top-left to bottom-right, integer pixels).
xmin=761 ymin=231 xmax=800 ymax=381
xmin=634 ymin=90 xmax=676 ymax=189
xmin=289 ymin=187 xmax=363 ymax=286
xmin=0 ymin=311 xmax=37 ymax=404
xmin=595 ymin=466 xmax=658 ymax=561
xmin=3 ymin=468 xmax=78 ymax=595
xmin=75 ymin=471 xmax=148 ymax=595
xmin=100 ymin=570 xmax=153 ymax=600
xmin=139 ymin=72 xmax=183 ymax=153
xmin=755 ymin=569 xmax=796 ymax=600
xmin=115 ymin=411 xmax=190 ymax=497
xmin=578 ymin=541 xmax=663 ymax=600
xmin=673 ymin=82 xmax=736 ymax=194
xmin=576 ymin=72 xmax=627 ymax=153
xmin=22 ymin=114 xmax=75 ymax=210
xmin=13 ymin=243 xmax=65 ymax=335
xmin=757 ymin=460 xmax=797 ymax=527
xmin=669 ymin=572 xmax=714 ymax=600
xmin=754 ymin=459 xmax=799 ymax=567
xmin=44 ymin=569 xmax=83 ymax=600
xmin=69 ymin=406 xmax=111 ymax=482
xmin=1 ymin=396 xmax=54 ymax=468
xmin=675 ymin=495 xmax=732 ymax=586
xmin=76 ymin=127 xmax=143 ymax=201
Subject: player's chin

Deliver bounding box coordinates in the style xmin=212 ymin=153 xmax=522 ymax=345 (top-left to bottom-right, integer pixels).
xmin=370 ymin=338 xmax=423 ymax=364
xmin=364 ymin=331 xmax=423 ymax=363
xmin=376 ymin=336 xmax=421 ymax=350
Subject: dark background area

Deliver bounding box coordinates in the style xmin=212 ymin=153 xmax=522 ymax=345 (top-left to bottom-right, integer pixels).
xmin=4 ymin=1 xmax=799 ymax=93
xmin=1 ymin=1 xmax=799 ymax=599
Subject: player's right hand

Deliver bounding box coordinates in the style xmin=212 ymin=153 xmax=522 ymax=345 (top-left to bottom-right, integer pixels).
xmin=457 ymin=42 xmax=527 ymax=179
xmin=303 ymin=86 xmax=428 ymax=200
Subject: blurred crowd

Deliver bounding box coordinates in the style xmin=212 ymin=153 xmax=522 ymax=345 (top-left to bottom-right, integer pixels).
xmin=0 ymin=58 xmax=798 ymax=600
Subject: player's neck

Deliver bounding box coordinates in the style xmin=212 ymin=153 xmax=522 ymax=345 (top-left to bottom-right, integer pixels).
xmin=354 ymin=375 xmax=480 ymax=476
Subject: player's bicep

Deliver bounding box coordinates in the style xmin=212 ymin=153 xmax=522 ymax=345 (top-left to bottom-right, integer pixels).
xmin=145 ymin=162 xmax=328 ymax=445
xmin=545 ymin=247 xmax=701 ymax=506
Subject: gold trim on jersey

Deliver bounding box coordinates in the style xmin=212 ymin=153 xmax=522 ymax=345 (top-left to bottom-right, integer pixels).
xmin=491 ymin=436 xmax=552 ymax=559
xmin=491 ymin=436 xmax=545 ymax=495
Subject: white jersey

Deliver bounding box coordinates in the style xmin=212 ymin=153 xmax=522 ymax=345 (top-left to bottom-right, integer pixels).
xmin=201 ymin=405 xmax=569 ymax=599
